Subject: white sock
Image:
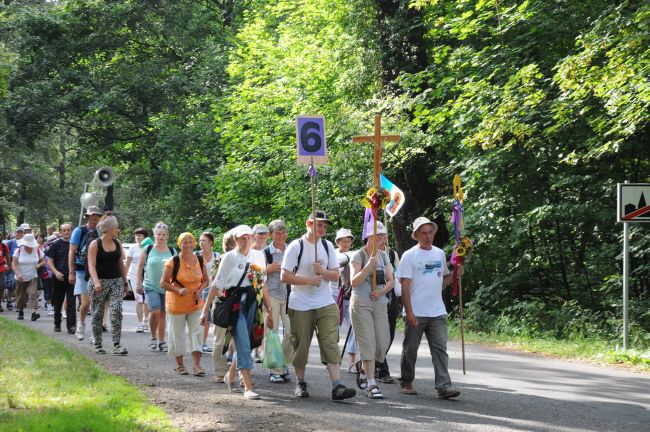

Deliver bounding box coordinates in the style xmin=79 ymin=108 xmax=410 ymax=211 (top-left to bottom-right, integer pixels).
xmin=368 ymin=378 xmax=377 ymax=386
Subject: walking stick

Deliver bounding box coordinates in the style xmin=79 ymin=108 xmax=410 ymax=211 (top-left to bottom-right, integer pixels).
xmin=340 ymin=324 xmax=352 ymax=361
xmin=458 ymin=274 xmax=466 ymax=375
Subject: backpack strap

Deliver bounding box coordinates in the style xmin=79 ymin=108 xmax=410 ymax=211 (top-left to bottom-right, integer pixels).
xmin=389 ymin=248 xmax=396 ymax=267
xmin=172 ymin=255 xmax=182 ymax=287
xmin=263 ymin=245 xmax=273 ymax=265
xmin=294 ymin=239 xmax=304 ymax=274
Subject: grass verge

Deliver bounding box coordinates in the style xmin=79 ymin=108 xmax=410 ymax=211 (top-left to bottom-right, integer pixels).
xmin=447 ymin=321 xmax=650 ymax=371
xmin=0 ymin=317 xmax=178 ymax=432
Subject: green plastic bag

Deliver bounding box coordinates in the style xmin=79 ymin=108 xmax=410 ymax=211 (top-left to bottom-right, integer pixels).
xmin=262 ymin=328 xmax=287 ymax=370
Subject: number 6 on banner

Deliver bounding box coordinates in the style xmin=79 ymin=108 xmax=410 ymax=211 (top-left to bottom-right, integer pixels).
xmin=296 ymin=115 xmax=327 ymax=165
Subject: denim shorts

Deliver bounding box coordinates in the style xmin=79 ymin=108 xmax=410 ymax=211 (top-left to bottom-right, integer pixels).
xmin=73 ymin=271 xmax=90 ymax=295
xmin=145 ymin=290 xmax=166 ymax=312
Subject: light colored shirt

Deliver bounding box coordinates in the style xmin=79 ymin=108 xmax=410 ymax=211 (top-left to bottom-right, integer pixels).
xmin=396 ymin=245 xmax=450 ymax=318
xmin=13 ymin=247 xmax=40 ymax=281
xmin=351 ymin=248 xmax=390 ymax=304
xmin=127 ymin=244 xmax=143 ymax=278
xmin=266 ymin=243 xmax=287 ymax=300
xmin=214 ymin=249 xmax=257 ymax=290
xmin=143 ymin=247 xmax=173 ymax=294
xmin=282 ymin=236 xmax=338 ymax=311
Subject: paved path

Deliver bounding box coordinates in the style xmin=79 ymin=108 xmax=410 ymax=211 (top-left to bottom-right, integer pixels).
xmin=11 ymin=299 xmax=650 ymax=431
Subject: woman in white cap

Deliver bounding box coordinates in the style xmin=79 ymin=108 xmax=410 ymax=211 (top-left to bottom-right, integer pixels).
xmin=87 ymin=215 xmax=129 ymax=355
xmin=11 ymin=233 xmax=46 ymax=321
xmin=200 ymin=225 xmax=274 ymax=400
xmin=349 ymin=221 xmax=395 ymax=399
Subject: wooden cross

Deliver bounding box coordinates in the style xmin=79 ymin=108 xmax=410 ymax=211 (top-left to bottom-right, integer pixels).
xmin=352 ymin=115 xmax=400 ymax=291
xmin=352 ymin=115 xmax=400 ymax=187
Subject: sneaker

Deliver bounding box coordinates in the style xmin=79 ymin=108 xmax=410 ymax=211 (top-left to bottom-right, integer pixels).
xmin=136 ymin=324 xmax=145 ymax=333
xmin=295 ymin=381 xmax=309 ymax=398
xmin=62 ymin=311 xmax=67 ymax=319
xmin=269 ymin=374 xmax=284 ymax=384
xmin=332 ymin=384 xmax=356 ymax=401
xmin=113 ymin=345 xmax=128 ymax=356
xmin=76 ymin=322 xmax=85 ymax=340
xmin=54 ymin=326 xmax=61 ymax=332
xmin=67 ymin=327 xmax=76 ymax=335
xmin=377 ymin=374 xmax=395 ymax=384
xmin=281 ymin=368 xmax=292 ymax=383
xmin=17 ymin=311 xmax=24 ymax=320
xmin=148 ymin=338 xmax=158 ymax=351
xmin=31 ymin=312 xmax=40 ymax=321
xmin=243 ymin=390 xmax=260 ymax=400
xmin=202 ymin=343 xmax=212 ymax=353
xmin=143 ymin=322 xmax=149 ymax=331
xmin=437 ymin=386 xmax=460 ymax=399
xmin=0 ymin=304 xmax=4 ymax=312
xmin=47 ymin=304 xmax=54 ymax=315
xmin=6 ymin=302 xmax=12 ymax=311
xmin=95 ymin=345 xmax=106 ymax=354
xmin=253 ymin=350 xmax=262 ymax=363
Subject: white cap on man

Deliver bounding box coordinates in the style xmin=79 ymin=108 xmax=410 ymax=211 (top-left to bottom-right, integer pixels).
xmin=233 ymin=225 xmax=253 ymax=238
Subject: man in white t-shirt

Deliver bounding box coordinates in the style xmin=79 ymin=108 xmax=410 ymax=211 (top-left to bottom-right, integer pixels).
xmin=281 ymin=211 xmax=356 ymax=401
xmin=397 ymin=216 xmax=463 ymax=399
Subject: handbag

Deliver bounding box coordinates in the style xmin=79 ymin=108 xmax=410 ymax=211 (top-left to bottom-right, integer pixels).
xmin=212 ymin=263 xmax=249 ymax=328
xmin=37 ymin=265 xmax=50 ymax=281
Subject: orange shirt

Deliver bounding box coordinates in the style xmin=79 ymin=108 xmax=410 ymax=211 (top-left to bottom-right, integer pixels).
xmin=164 ymin=254 xmax=205 ymax=314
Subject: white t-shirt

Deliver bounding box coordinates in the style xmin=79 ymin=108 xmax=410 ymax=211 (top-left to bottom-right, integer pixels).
xmin=282 ymin=236 xmax=338 ymax=311
xmin=396 ymin=245 xmax=450 ymax=318
xmin=127 ymin=244 xmax=143 ymax=278
xmin=13 ymin=246 xmax=40 ymax=281
xmin=214 ymin=249 xmax=264 ymax=290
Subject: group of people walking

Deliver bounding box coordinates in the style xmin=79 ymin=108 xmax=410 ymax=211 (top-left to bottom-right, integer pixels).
xmin=1 ymin=208 xmax=462 ymax=402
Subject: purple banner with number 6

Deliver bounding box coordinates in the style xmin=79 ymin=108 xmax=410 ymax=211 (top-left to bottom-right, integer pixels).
xmin=296 ymin=116 xmax=327 ymax=164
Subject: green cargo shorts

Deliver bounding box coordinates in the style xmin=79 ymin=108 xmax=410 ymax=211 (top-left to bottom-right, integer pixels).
xmin=288 ymin=303 xmax=341 ymax=368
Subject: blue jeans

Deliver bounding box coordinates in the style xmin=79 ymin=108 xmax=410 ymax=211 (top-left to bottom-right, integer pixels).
xmin=234 ymin=297 xmax=257 ymax=371
xmin=5 ymin=270 xmax=15 ymax=291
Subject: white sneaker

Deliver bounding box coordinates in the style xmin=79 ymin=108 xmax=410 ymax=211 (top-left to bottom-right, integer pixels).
xmin=62 ymin=311 xmax=67 ymax=319
xmin=243 ymin=390 xmax=260 ymax=400
xmin=76 ymin=322 xmax=85 ymax=341
xmin=47 ymin=304 xmax=54 ymax=315
xmin=136 ymin=324 xmax=145 ymax=333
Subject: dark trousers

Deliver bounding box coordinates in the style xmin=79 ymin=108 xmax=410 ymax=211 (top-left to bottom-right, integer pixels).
xmin=376 ymin=295 xmax=400 ymax=377
xmin=52 ymin=277 xmax=76 ymax=330
xmin=400 ymin=315 xmax=452 ymax=390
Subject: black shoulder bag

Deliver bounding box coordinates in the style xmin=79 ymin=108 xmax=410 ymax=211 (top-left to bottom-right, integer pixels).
xmin=212 ymin=263 xmax=250 ymax=328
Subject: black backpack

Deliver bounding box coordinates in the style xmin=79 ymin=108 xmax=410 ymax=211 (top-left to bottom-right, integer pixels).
xmin=75 ymin=226 xmax=97 ymax=267
xmin=171 ymin=253 xmax=204 ymax=287
xmin=293 ymin=237 xmax=331 ymax=273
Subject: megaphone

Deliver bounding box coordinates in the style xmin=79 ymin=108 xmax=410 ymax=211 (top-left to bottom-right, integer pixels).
xmin=80 ymin=192 xmax=100 ymax=208
xmin=94 ymin=167 xmax=116 ymax=187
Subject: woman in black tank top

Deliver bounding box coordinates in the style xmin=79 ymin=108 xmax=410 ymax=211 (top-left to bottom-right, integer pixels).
xmin=87 ymin=215 xmax=129 ymax=355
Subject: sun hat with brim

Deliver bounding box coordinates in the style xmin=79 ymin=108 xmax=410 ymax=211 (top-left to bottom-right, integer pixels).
xmin=17 ymin=234 xmax=39 ymax=248
xmin=364 ymin=221 xmax=387 ymax=237
xmin=411 ymin=217 xmax=438 ymax=240
xmin=233 ymin=225 xmax=254 ymax=238
xmin=335 ymin=228 xmax=355 ymax=242
xmin=85 ymin=206 xmax=103 ymax=216
xmin=252 ymin=224 xmax=269 ymax=235
xmin=308 ymin=210 xmax=331 ymax=224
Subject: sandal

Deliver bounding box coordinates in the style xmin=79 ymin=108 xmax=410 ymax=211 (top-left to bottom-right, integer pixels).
xmin=175 ymin=365 xmax=189 ymax=375
xmin=347 ymin=363 xmax=356 ymax=374
xmin=193 ymin=366 xmax=205 ymax=377
xmin=367 ymin=385 xmax=384 ymax=399
xmin=148 ymin=338 xmax=157 ymax=351
xmin=355 ymin=361 xmax=367 ymax=390
xmin=158 ymin=342 xmax=168 ymax=352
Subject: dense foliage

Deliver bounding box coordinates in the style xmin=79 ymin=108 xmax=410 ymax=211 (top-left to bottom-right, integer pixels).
xmin=1 ymin=0 xmax=648 ymax=348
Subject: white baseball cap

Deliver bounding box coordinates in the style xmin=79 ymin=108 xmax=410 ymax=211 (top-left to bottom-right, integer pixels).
xmin=411 ymin=217 xmax=438 ymax=240
xmin=233 ymin=225 xmax=253 ymax=238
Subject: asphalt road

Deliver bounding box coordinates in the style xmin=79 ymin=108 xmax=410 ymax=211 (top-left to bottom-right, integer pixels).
xmin=11 ymin=298 xmax=650 ymax=432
